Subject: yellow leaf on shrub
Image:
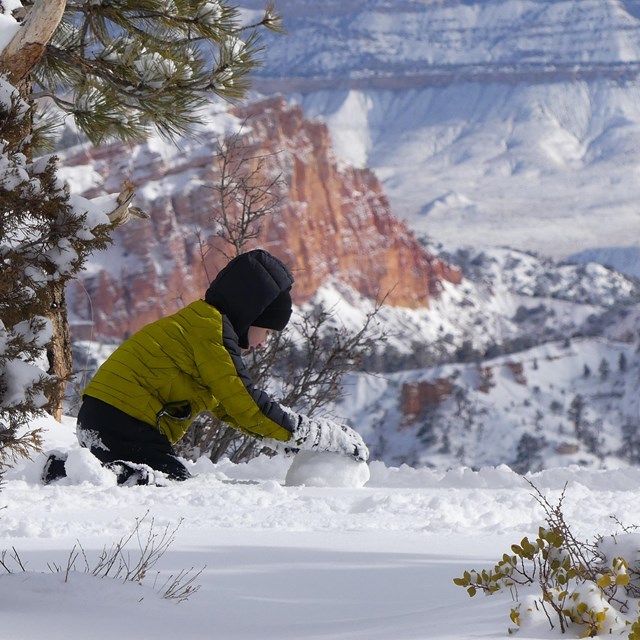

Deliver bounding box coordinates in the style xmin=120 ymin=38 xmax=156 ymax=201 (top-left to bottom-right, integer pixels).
xmin=616 ymin=573 xmax=630 ymax=586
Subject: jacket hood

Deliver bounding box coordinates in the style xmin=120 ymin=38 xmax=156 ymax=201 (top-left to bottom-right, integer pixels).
xmin=204 ymin=249 xmax=294 ymax=348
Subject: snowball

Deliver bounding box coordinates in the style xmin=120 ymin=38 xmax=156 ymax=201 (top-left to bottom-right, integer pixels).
xmin=284 ymin=451 xmax=370 ymax=488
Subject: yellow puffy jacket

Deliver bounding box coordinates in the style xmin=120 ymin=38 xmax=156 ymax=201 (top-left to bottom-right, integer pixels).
xmin=83 ymin=299 xmax=297 ymax=444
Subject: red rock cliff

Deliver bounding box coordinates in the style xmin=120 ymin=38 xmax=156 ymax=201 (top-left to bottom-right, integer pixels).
xmin=63 ymin=96 xmax=461 ymax=340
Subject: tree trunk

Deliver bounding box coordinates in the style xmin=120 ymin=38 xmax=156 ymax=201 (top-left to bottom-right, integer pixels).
xmin=0 ymin=0 xmax=66 ymax=84
xmin=46 ymin=281 xmax=73 ymax=421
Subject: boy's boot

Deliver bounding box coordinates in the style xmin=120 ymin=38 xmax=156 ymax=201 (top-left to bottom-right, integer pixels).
xmin=41 ymin=452 xmax=68 ymax=484
xmin=105 ymin=460 xmax=154 ymax=486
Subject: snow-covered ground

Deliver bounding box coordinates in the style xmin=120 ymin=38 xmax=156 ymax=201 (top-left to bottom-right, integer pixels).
xmin=3 ymin=415 xmax=640 ymax=639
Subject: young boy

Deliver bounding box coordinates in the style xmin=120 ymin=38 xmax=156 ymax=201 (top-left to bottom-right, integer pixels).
xmin=43 ymin=249 xmax=368 ymax=485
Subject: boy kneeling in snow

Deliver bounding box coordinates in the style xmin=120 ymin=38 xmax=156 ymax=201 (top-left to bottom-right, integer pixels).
xmin=43 ymin=249 xmax=368 ymax=485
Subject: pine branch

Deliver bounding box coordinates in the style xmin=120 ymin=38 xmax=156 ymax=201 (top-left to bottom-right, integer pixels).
xmin=23 ymin=1 xmax=284 ymax=143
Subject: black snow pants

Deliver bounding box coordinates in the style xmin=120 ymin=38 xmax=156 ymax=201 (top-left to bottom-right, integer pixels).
xmin=77 ymin=395 xmax=191 ymax=481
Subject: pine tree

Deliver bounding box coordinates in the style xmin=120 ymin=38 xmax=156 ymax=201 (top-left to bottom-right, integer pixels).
xmin=568 ymin=394 xmax=585 ymax=440
xmin=0 ymin=0 xmax=282 ymax=469
xmin=621 ymin=419 xmax=640 ymax=464
xmin=512 ymin=432 xmax=546 ymax=474
xmin=619 ymin=352 xmax=628 ymax=373
xmin=0 ymin=78 xmax=111 ymax=467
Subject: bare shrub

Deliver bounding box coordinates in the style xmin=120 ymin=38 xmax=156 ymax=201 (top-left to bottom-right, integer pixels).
xmin=173 ymin=132 xmax=387 ymax=463
xmin=1 ymin=513 xmax=203 ymax=603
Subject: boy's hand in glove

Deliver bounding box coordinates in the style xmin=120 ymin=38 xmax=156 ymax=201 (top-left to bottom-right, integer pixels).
xmin=291 ymin=415 xmax=369 ymax=462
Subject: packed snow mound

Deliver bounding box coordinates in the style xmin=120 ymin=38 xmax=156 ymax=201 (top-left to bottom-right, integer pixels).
xmin=285 ymin=451 xmax=370 ymax=488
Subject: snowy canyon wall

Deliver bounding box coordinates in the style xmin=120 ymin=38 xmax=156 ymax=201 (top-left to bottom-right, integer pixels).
xmin=241 ymin=0 xmax=640 ymax=261
xmin=61 ymin=96 xmax=460 ymax=340
xmin=245 ymin=0 xmax=640 ymax=86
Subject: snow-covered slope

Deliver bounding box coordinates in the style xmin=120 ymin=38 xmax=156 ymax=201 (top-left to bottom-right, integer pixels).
xmin=241 ymin=0 xmax=640 ymax=261
xmin=5 ymin=415 xmax=640 ymax=640
xmin=289 ymin=244 xmax=639 ymax=368
xmin=297 ymin=81 xmax=640 ymax=261
xmin=341 ymin=337 xmax=640 ymax=472
xmin=298 ymin=245 xmax=640 ymax=472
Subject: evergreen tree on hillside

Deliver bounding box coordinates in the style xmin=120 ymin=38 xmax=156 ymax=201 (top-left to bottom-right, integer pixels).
xmin=618 ymin=352 xmax=628 ymax=372
xmin=599 ymin=358 xmax=610 ymax=380
xmin=621 ymin=418 xmax=640 ymax=464
xmin=512 ymin=432 xmax=546 ymax=474
xmin=0 ymin=0 xmax=282 ymax=471
xmin=568 ymin=394 xmax=585 ymax=440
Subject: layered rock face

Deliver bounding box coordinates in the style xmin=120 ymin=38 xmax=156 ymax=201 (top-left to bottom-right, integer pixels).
xmin=246 ymin=0 xmax=640 ymax=87
xmin=63 ymin=96 xmax=460 ymax=340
